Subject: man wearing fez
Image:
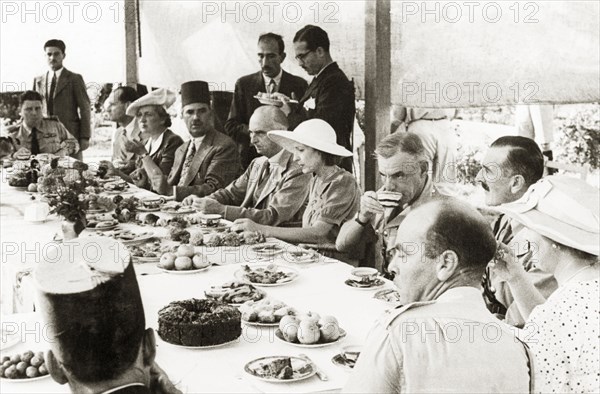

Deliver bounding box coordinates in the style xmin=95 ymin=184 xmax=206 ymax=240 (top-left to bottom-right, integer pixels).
xmin=6 ymin=91 xmax=79 ymax=157
xmin=274 ymin=25 xmax=356 ymax=172
xmin=225 ymin=33 xmax=308 ymax=168
xmin=183 ymin=106 xmax=311 ymax=226
xmin=152 ymin=81 xmax=241 ymax=201
xmin=107 ymin=86 xmax=142 ymax=175
xmin=34 ymin=237 xmax=180 ymax=394
xmin=33 ymin=39 xmax=91 ymax=160
xmin=343 ymin=199 xmax=531 ymax=393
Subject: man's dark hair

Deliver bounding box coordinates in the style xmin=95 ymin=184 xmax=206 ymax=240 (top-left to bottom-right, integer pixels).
xmin=423 ymin=199 xmax=497 ymax=274
xmin=293 ymin=25 xmax=330 ymax=52
xmin=258 ymin=33 xmax=285 ymax=55
xmin=375 ymin=132 xmax=428 ymax=174
xmin=114 ymin=86 xmax=139 ymax=104
xmin=44 ymin=39 xmax=66 ymax=53
xmin=491 ymin=136 xmax=544 ymax=186
xmin=20 ymin=90 xmax=43 ymax=104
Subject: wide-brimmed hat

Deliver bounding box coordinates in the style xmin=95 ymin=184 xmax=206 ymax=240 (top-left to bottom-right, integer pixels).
xmin=268 ymin=119 xmax=352 ymax=157
xmin=126 ymin=88 xmax=176 ymax=116
xmin=498 ymin=175 xmax=599 ymax=256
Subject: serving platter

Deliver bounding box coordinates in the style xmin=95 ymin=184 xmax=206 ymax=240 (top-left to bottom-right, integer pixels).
xmin=157 ymin=266 xmax=210 ymax=275
xmin=159 ymin=336 xmax=239 ymax=349
xmin=0 ymin=374 xmax=51 ymax=383
xmin=274 ymin=328 xmax=347 ymax=348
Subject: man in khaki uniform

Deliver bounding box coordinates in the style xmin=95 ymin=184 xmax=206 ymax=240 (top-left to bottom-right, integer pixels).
xmin=8 ymin=90 xmax=79 ymax=157
xmin=343 ymin=199 xmax=532 ymax=393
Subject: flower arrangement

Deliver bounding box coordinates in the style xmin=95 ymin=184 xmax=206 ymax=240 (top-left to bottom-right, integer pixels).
xmin=46 ymin=159 xmax=90 ymax=229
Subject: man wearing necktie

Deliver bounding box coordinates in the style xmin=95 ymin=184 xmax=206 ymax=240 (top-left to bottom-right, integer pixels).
xmin=6 ymin=91 xmax=79 ymax=158
xmin=225 ymin=33 xmax=308 ymax=169
xmin=183 ymin=106 xmax=311 ymax=226
xmin=150 ymin=81 xmax=241 ymax=202
xmin=33 ymin=39 xmax=91 ymax=160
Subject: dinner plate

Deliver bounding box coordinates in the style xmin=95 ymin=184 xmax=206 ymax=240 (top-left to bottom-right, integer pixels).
xmin=344 ymin=278 xmax=386 ymax=290
xmin=194 ymin=220 xmax=230 ymax=232
xmin=250 ymin=243 xmax=284 ymax=257
xmin=284 ymin=251 xmax=319 ymax=264
xmin=157 ymin=265 xmax=210 ymax=274
xmin=244 ymin=356 xmax=315 ymax=383
xmin=0 ymin=374 xmax=51 ymax=383
xmin=136 ymin=206 xmax=161 ymax=212
xmin=94 ymin=223 xmax=119 ymax=231
xmin=373 ymin=288 xmax=402 ymax=304
xmin=205 ymin=284 xmax=266 ymax=305
xmin=241 ymin=319 xmax=280 ymax=327
xmin=161 ymin=207 xmax=196 ymax=216
xmin=274 ymin=328 xmax=347 ymax=348
xmin=234 ymin=265 xmax=299 ymax=287
xmin=117 ymin=232 xmax=156 ymax=245
xmin=159 ymin=336 xmax=239 ymax=349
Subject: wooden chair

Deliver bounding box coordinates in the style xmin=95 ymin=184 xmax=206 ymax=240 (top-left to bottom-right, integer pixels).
xmin=545 ymin=160 xmax=589 ymax=180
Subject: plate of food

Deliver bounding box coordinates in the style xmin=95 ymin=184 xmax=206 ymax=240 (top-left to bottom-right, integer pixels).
xmin=344 ymin=277 xmax=385 ymax=290
xmin=105 ymin=230 xmax=155 ymax=245
xmin=284 ymin=250 xmax=319 ymax=264
xmin=93 ymin=220 xmax=119 ymax=231
xmin=239 ymin=299 xmax=296 ymax=327
xmin=244 ymin=356 xmax=315 ymax=383
xmin=129 ymin=241 xmax=163 ymax=263
xmin=205 ymin=281 xmax=266 ymax=305
xmin=373 ymin=288 xmax=402 ymax=304
xmin=331 ymin=345 xmax=361 ymax=370
xmin=161 ymin=204 xmax=195 ymax=216
xmin=157 ymin=266 xmax=210 ymax=275
xmin=250 ymin=243 xmax=284 ymax=257
xmin=234 ymin=264 xmax=299 ymax=287
xmin=275 ymin=327 xmax=346 ymax=348
xmin=0 ymin=350 xmax=50 ymax=381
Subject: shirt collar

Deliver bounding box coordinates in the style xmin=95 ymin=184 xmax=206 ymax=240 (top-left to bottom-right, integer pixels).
xmin=145 ymin=131 xmax=166 ymax=156
xmin=190 ymin=135 xmax=205 ymax=150
xmin=263 ymin=69 xmax=283 ymax=87
xmin=49 ymin=68 xmax=64 ymax=79
xmin=101 ymin=382 xmax=146 ymax=394
xmin=267 ymin=149 xmax=285 ymax=167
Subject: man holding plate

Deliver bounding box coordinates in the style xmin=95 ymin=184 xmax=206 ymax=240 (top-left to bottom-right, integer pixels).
xmin=337 ymin=132 xmax=435 ymax=273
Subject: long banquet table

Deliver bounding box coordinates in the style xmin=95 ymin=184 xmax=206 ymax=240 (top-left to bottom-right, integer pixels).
xmin=0 ymin=173 xmax=395 ymax=393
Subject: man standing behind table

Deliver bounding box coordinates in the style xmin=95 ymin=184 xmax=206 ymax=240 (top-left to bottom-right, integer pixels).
xmin=336 ymin=132 xmax=435 ymax=273
xmin=343 ymin=199 xmax=532 ymax=393
xmin=183 ymin=106 xmax=311 ymax=226
xmin=150 ymin=80 xmax=241 ymax=202
xmin=475 ymin=136 xmax=557 ymax=326
xmin=33 ymin=39 xmax=91 ymax=160
xmin=7 ymin=91 xmax=79 ymax=157
xmin=225 ymin=33 xmax=308 ymax=169
xmin=106 ymin=86 xmax=142 ymax=175
xmin=275 ymin=25 xmax=356 ymax=172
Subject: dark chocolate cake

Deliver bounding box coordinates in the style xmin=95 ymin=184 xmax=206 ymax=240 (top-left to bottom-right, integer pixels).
xmin=157 ymin=299 xmax=241 ymax=346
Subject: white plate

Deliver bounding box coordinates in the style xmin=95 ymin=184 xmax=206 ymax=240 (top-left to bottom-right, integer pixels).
xmin=234 ymin=265 xmax=299 ymax=287
xmin=244 ymin=356 xmax=315 ymax=382
xmin=253 ymin=95 xmax=284 ymax=107
xmin=242 ymin=319 xmax=280 ymax=327
xmin=284 ymin=251 xmax=319 ymax=264
xmin=331 ymin=353 xmax=356 ymax=370
xmin=159 ymin=336 xmax=239 ymax=349
xmin=194 ymin=220 xmax=230 ymax=232
xmin=373 ymin=288 xmax=402 ymax=304
xmin=161 ymin=207 xmax=196 ymax=215
xmin=94 ymin=223 xmax=119 ymax=231
xmin=250 ymin=243 xmax=284 ymax=257
xmin=136 ymin=206 xmax=161 ymax=212
xmin=157 ymin=265 xmax=210 ymax=274
xmin=205 ymin=284 xmax=266 ymax=305
xmin=0 ymin=333 xmax=21 ymax=351
xmin=119 ymin=232 xmax=156 ymax=245
xmin=0 ymin=374 xmax=51 ymax=383
xmin=344 ymin=278 xmax=386 ymax=291
xmin=275 ymin=328 xmax=347 ymax=348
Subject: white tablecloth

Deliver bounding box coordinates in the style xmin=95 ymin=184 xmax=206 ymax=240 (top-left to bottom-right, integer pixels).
xmin=0 ymin=177 xmax=395 ymax=393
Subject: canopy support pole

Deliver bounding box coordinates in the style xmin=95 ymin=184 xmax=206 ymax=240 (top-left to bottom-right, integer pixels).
xmin=124 ymin=0 xmax=139 ymax=86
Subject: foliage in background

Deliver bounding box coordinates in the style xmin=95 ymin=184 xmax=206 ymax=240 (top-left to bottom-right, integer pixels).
xmin=455 ymin=106 xmax=515 ymax=126
xmin=455 ymin=146 xmax=483 ymax=186
xmin=0 ymin=91 xmax=22 ymax=122
xmin=555 ymin=105 xmax=600 ymax=170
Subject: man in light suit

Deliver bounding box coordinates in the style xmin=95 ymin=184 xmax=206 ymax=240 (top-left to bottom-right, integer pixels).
xmin=33 ymin=39 xmax=91 ymax=160
xmin=153 ymin=81 xmax=241 ymax=202
xmin=225 ymin=33 xmax=307 ymax=169
xmin=183 ymin=106 xmax=311 ymax=226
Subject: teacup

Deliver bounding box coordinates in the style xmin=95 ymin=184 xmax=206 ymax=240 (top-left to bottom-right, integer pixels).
xmin=377 ymin=190 xmax=403 ymax=208
xmin=198 ymin=213 xmax=222 ymax=227
xmin=350 ymin=267 xmax=379 ymax=282
xmin=141 ymin=197 xmax=166 ymax=209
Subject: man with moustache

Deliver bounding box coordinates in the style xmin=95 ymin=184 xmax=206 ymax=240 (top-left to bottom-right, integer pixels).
xmin=33 ymin=39 xmax=91 ymax=160
xmin=106 ymin=86 xmax=141 ymax=174
xmin=343 ymin=199 xmax=531 ymax=393
xmin=151 ymin=81 xmax=241 ymax=202
xmin=337 ymin=132 xmax=435 ymax=273
xmin=225 ymin=33 xmax=307 ymax=168
xmin=183 ymin=106 xmax=311 ymax=226
xmin=275 ymin=25 xmax=356 ymax=172
xmin=476 ymin=136 xmax=557 ymax=326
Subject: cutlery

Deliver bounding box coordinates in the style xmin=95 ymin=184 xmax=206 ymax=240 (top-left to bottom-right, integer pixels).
xmin=298 ymin=353 xmax=328 ymax=381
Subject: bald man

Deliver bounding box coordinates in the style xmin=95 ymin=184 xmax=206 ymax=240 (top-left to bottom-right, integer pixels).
xmin=183 ymin=106 xmax=311 ymax=226
xmin=344 ymin=199 xmax=531 ymax=393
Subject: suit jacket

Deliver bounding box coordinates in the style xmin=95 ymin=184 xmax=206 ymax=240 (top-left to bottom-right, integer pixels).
xmin=224 ymin=70 xmax=307 ymax=168
xmin=289 ymin=62 xmax=355 ymax=171
xmin=33 ymin=68 xmax=91 ymax=142
xmin=163 ymin=128 xmax=241 ymax=201
xmin=145 ymin=129 xmax=184 ymax=176
xmin=208 ymin=150 xmax=311 ymax=225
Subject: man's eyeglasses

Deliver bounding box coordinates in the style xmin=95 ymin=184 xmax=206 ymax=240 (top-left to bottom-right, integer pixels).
xmin=295 ymin=50 xmax=314 ymax=62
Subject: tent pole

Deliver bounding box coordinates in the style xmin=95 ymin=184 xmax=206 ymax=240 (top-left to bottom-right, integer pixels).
xmin=124 ymin=0 xmax=139 ymax=86
xmin=364 ymin=0 xmax=391 ymax=191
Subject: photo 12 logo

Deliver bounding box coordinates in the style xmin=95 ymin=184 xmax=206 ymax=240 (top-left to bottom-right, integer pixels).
xmin=399 ymin=1 xmax=540 ymax=24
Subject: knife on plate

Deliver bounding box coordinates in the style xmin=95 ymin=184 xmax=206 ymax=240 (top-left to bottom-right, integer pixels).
xmin=298 ymin=353 xmax=328 ymax=381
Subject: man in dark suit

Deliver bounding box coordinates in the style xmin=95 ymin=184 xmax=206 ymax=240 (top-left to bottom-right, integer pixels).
xmin=33 ymin=39 xmax=91 ymax=160
xmin=225 ymin=33 xmax=307 ymax=168
xmin=153 ymin=81 xmax=242 ymax=202
xmin=276 ymin=25 xmax=356 ymax=172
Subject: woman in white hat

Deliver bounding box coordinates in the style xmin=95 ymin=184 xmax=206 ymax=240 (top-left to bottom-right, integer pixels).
xmin=231 ymin=119 xmax=360 ymax=259
xmin=103 ymin=88 xmax=183 ymax=191
xmin=490 ymin=176 xmax=599 ymax=393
